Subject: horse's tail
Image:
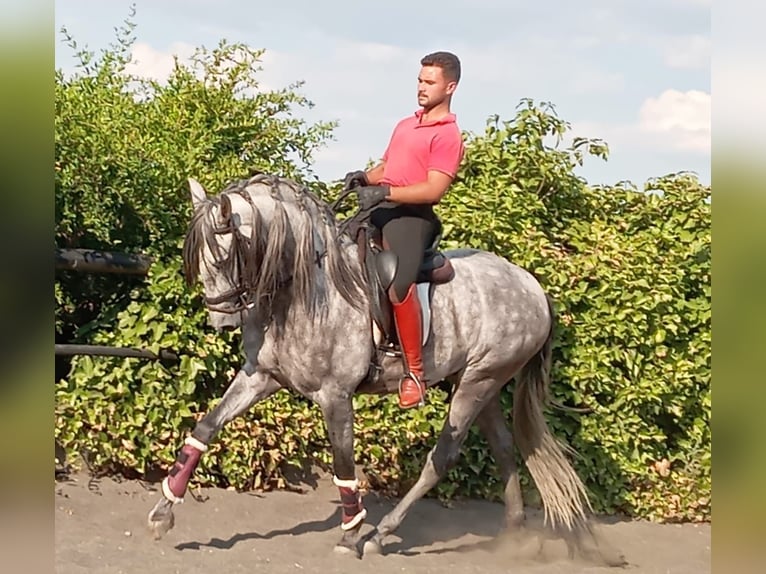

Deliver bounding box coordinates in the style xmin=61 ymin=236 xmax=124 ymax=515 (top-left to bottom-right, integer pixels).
xmin=512 ymin=293 xmax=593 ymax=531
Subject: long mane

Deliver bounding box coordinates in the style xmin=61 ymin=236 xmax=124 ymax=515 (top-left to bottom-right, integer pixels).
xmin=182 ymin=172 xmax=367 ymax=320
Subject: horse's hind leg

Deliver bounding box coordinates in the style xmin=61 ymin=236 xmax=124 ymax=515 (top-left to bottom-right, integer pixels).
xmin=147 ymin=368 xmax=280 ymax=540
xmin=475 ymin=393 xmax=525 ymax=530
xmin=363 ymin=378 xmax=499 ymax=555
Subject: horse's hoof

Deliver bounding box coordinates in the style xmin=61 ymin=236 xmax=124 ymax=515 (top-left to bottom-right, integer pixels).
xmin=147 ymin=514 xmax=174 ymax=540
xmin=147 ymin=499 xmax=175 ymax=540
xmin=362 ymin=538 xmax=383 ymax=556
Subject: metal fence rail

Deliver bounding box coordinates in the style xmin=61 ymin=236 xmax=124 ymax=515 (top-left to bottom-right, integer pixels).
xmin=55 ymin=248 xmax=153 ymax=275
xmin=56 ymin=248 xmax=179 ymax=363
xmin=55 ymin=344 xmax=179 ymax=362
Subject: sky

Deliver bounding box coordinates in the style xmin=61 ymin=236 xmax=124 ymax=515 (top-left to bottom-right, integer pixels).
xmin=54 ymin=0 xmax=711 ymax=189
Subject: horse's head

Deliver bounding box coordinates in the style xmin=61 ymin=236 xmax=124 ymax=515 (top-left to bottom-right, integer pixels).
xmin=183 ymin=172 xmax=369 ymax=331
xmin=183 ymin=177 xmax=252 ymax=330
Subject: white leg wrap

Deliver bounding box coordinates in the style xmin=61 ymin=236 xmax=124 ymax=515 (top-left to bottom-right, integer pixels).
xmin=341 ymin=507 xmax=367 ymax=531
xmin=332 ymin=475 xmax=359 ymax=490
xmin=161 ymin=477 xmax=185 ymax=504
xmin=184 ymin=436 xmax=208 ymax=452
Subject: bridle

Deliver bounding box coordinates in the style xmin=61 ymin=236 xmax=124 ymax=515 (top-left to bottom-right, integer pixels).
xmin=199 ymin=183 xmax=364 ymax=316
xmin=202 ymin=206 xmax=254 ymax=315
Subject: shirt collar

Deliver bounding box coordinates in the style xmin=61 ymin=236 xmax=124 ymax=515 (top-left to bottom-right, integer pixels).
xmin=414 ymin=108 xmax=457 ymax=126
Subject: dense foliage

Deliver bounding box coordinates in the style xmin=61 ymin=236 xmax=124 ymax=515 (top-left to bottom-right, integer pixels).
xmin=55 ymin=13 xmax=334 ymax=340
xmin=55 ymin=15 xmax=710 ymax=523
xmin=436 ymin=108 xmax=710 ymax=521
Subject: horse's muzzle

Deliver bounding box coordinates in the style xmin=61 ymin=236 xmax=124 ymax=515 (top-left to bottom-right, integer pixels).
xmin=207 ymin=310 xmax=242 ymax=331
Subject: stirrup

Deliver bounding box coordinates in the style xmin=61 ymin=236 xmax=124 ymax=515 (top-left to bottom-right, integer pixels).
xmin=399 ymin=371 xmax=426 ymax=407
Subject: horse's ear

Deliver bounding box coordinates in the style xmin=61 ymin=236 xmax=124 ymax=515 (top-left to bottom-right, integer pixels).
xmin=188 ymin=178 xmax=207 ymax=208
xmin=219 ymin=193 xmax=232 ymax=221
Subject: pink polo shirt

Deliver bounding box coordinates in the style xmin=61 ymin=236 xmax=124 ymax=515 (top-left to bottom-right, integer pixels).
xmin=380 ymin=109 xmax=464 ymax=188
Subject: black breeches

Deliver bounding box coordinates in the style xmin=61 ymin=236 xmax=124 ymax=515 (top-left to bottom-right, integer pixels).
xmin=370 ymin=205 xmax=438 ymax=303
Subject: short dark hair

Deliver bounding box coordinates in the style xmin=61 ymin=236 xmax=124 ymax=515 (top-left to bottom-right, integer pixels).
xmin=420 ymin=51 xmax=461 ymax=83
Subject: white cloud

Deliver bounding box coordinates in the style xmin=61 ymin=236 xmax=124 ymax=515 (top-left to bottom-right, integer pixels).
xmin=124 ymin=42 xmax=196 ymax=82
xmin=106 ymin=27 xmax=711 ymax=183
xmin=355 ymin=42 xmax=407 ymax=63
xmin=672 ymin=0 xmax=711 ymax=6
xmin=569 ymin=70 xmax=625 ymax=95
xmin=568 ymin=89 xmax=711 ymax=156
xmin=657 ymin=34 xmax=711 ymax=69
xmin=254 ymin=35 xmax=425 ymax=177
xmin=256 ymin=37 xmax=419 ymax=104
xmin=105 ymin=35 xmax=411 ymax=179
xmin=638 ymin=89 xmax=710 ymax=152
xmin=567 ymin=119 xmax=642 ymax=155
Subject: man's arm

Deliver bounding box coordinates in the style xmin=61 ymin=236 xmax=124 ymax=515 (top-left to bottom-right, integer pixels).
xmin=385 ymin=129 xmax=464 ymax=204
xmin=386 ymin=170 xmax=454 ymax=204
xmin=365 ymin=161 xmax=386 ymax=185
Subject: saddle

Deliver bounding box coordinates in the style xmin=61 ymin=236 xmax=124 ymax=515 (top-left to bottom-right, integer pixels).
xmin=352 ymin=218 xmax=455 ymax=353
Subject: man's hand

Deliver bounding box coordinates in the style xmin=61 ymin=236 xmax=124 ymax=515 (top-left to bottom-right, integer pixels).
xmin=343 ymin=170 xmax=369 ymax=190
xmin=355 ymin=185 xmax=390 ymax=211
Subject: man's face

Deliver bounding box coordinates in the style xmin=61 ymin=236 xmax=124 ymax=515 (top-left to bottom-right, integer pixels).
xmin=417 ymin=65 xmax=457 ymax=109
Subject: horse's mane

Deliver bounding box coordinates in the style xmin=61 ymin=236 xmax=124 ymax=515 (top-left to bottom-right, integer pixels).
xmin=182 ymin=172 xmax=367 ymax=321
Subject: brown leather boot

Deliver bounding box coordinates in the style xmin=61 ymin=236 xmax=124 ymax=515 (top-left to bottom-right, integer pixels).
xmin=391 ymin=283 xmax=427 ymax=409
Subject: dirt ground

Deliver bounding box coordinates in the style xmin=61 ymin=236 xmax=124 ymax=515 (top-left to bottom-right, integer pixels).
xmin=55 ymin=469 xmax=710 ymax=574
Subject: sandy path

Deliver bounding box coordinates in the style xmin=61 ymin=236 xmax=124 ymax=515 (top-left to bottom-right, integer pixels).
xmin=55 ymin=470 xmax=710 ymax=573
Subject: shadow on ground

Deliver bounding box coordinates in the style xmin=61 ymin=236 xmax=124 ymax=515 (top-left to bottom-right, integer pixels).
xmin=173 ymin=488 xmax=627 ymax=568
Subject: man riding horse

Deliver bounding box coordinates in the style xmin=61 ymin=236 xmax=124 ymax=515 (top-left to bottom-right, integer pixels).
xmin=343 ymin=51 xmax=464 ymax=409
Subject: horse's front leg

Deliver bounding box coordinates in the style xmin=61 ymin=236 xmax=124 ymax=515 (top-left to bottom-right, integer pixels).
xmin=147 ymin=367 xmax=281 ymax=539
xmin=317 ymin=393 xmax=367 ymax=557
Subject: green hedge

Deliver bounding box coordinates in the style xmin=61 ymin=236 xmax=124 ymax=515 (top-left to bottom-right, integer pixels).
xmin=55 ymin=16 xmax=710 ymax=523
xmin=55 ymin=12 xmax=335 ymax=339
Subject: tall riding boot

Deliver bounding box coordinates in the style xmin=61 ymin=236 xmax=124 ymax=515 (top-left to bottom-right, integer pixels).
xmin=391 ymin=283 xmax=427 ymax=409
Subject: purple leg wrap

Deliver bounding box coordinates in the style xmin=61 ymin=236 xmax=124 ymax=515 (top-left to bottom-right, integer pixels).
xmin=339 ymin=486 xmax=364 ymax=526
xmin=333 ymin=476 xmax=367 ymax=530
xmin=165 ymin=441 xmax=204 ymax=500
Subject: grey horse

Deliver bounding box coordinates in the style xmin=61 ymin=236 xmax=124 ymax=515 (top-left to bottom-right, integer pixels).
xmin=146 ymin=172 xmax=623 ymax=563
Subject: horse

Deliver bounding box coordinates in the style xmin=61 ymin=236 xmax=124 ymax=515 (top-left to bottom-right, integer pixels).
xmin=146 ymin=171 xmax=624 ymax=564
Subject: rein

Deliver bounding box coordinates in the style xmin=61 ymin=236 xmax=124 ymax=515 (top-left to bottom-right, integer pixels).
xmin=330 ymin=183 xmax=386 ymax=238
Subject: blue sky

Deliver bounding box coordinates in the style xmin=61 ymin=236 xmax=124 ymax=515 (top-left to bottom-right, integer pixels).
xmin=54 ymin=0 xmax=711 ymax=188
